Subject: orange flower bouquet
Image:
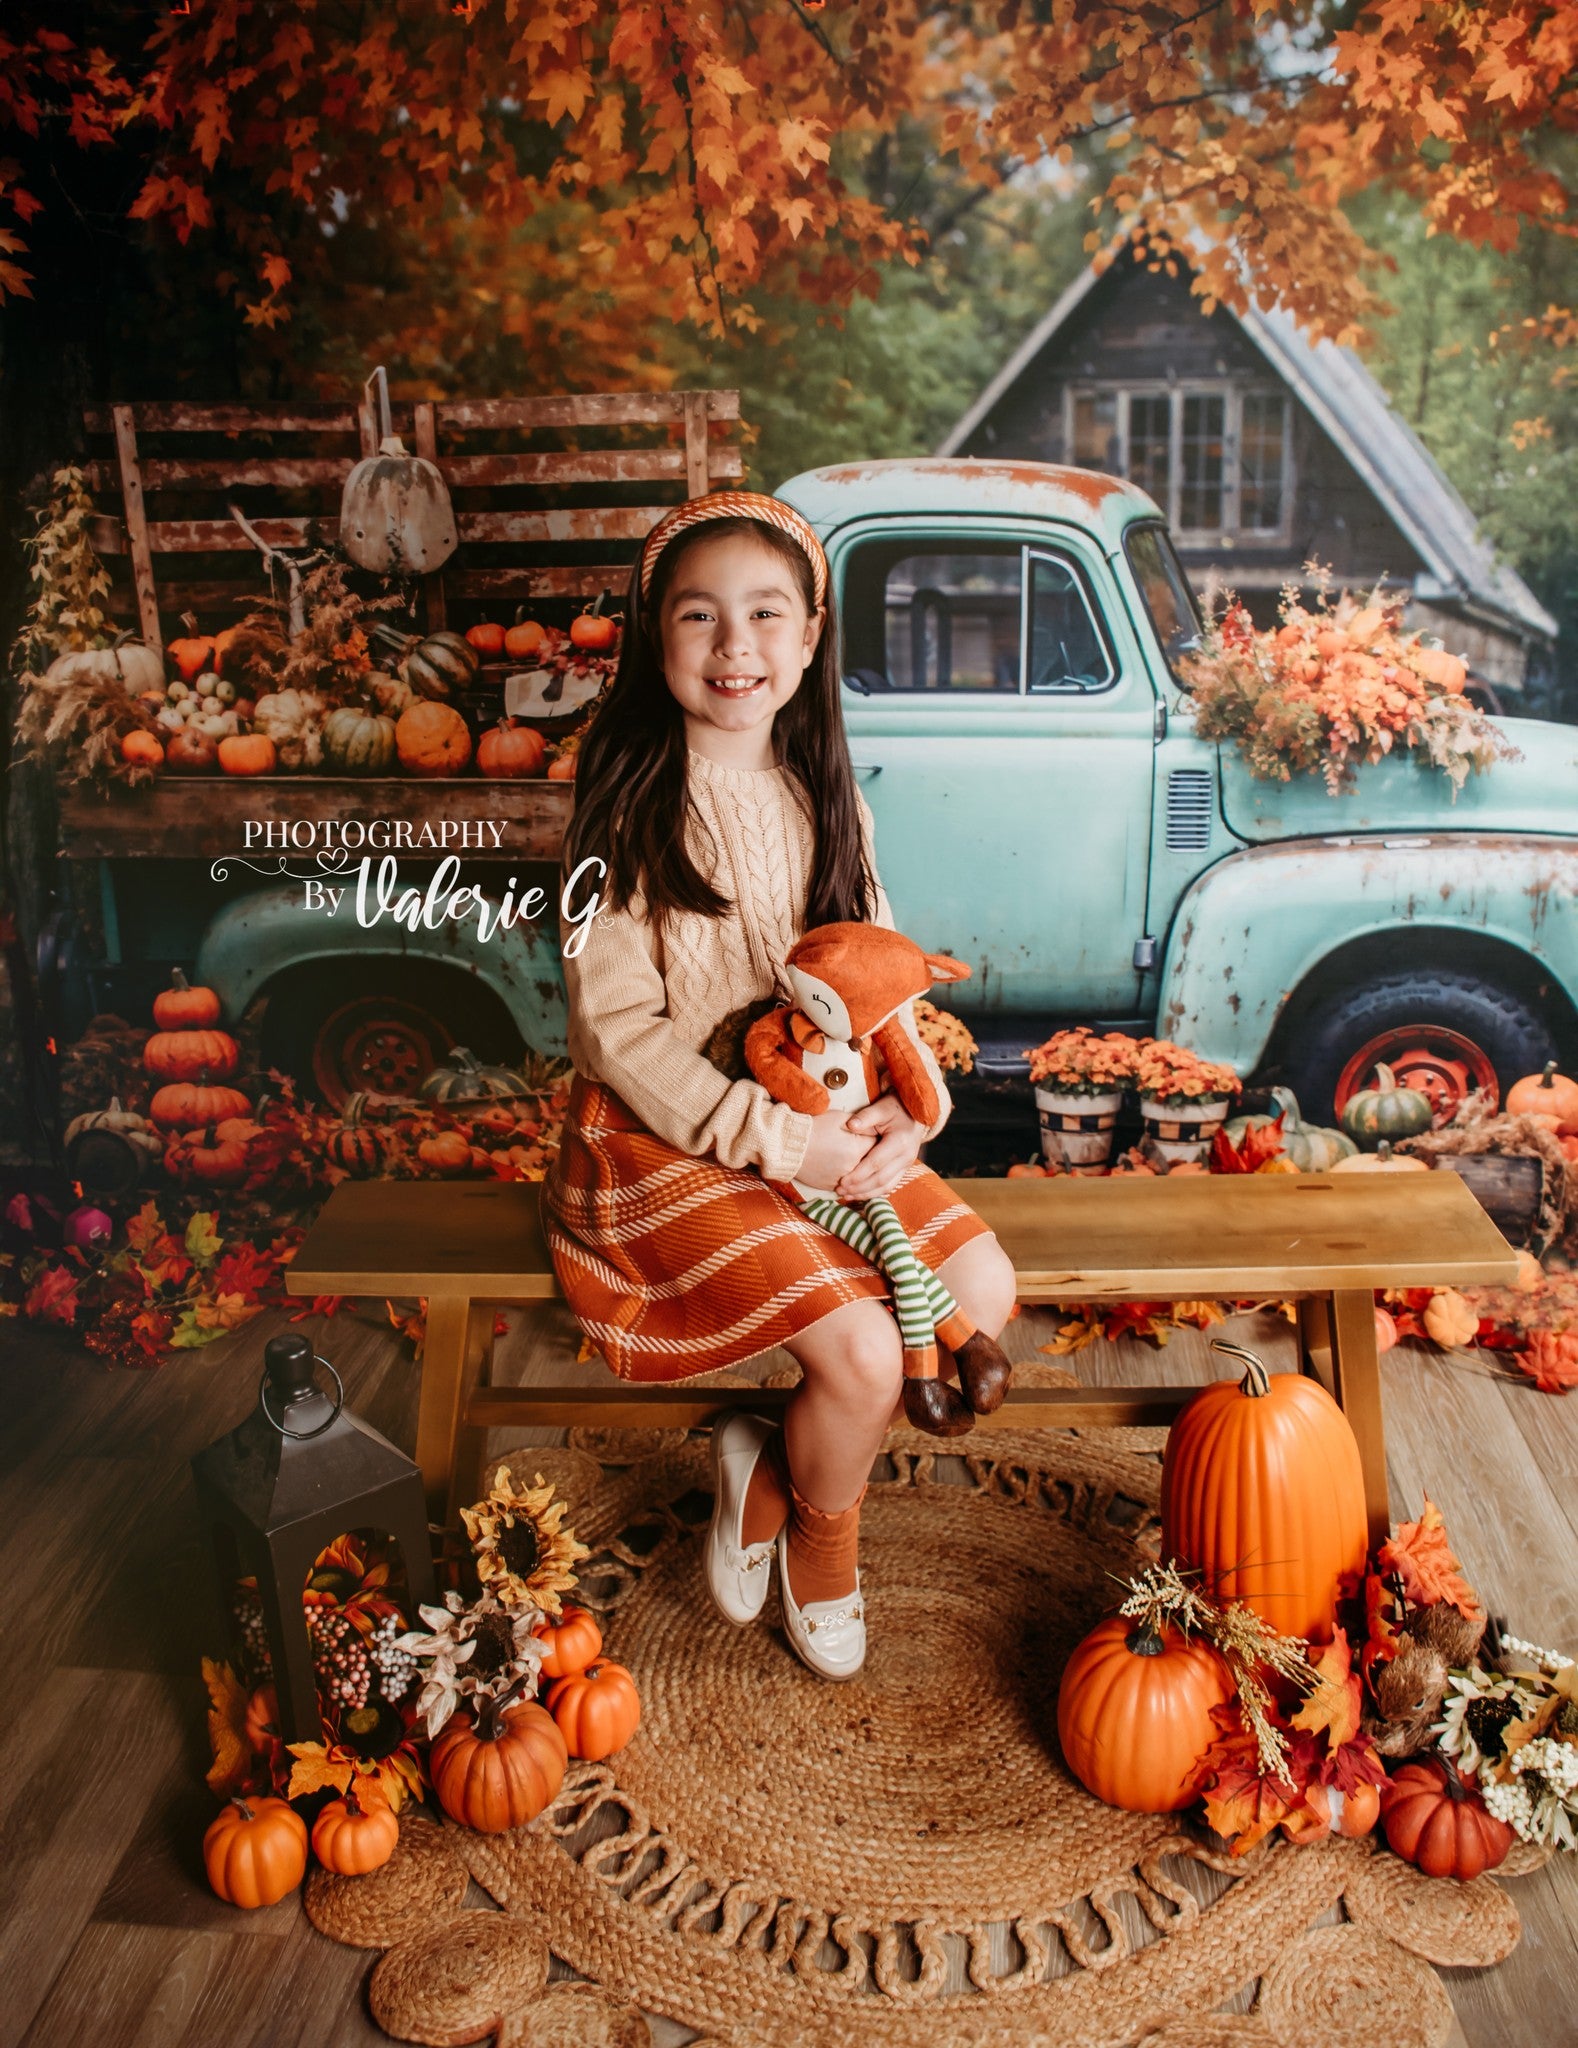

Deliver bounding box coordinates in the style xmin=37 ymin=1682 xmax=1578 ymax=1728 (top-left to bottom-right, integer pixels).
xmin=1134 ymin=1038 xmax=1241 ymax=1109
xmin=1182 ymin=569 xmax=1519 ymax=797
xmin=1025 ymin=1027 xmax=1146 ymax=1095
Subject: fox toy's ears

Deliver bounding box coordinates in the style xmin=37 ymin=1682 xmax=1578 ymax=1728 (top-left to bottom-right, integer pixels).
xmin=922 ymin=951 xmax=971 ymax=986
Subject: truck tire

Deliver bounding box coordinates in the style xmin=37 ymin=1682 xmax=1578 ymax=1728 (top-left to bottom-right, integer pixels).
xmin=1283 ymin=970 xmax=1558 ymax=1128
xmin=260 ymin=962 xmax=519 ymax=1109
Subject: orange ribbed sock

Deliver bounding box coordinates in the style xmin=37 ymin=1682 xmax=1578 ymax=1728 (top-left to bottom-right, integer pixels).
xmin=784 ymin=1484 xmax=863 ymax=1605
xmin=740 ymin=1427 xmax=792 ymax=1548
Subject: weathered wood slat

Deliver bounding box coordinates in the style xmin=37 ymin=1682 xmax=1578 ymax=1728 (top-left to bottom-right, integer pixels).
xmin=84 ymin=448 xmax=744 ymax=496
xmin=87 ymin=458 xmax=352 ymax=492
xmin=684 ymin=388 xmax=712 ymax=496
xmin=436 ymin=390 xmax=740 ymax=428
xmin=83 ymin=404 xmax=360 ymax=434
xmin=457 ymin=506 xmax=672 ymax=545
xmin=112 ymin=405 xmax=163 ymax=653
xmin=55 ymin=776 xmax=573 ymax=862
xmin=411 ymin=402 xmax=447 ymax=634
xmin=446 ymin=565 xmax=634 ymax=598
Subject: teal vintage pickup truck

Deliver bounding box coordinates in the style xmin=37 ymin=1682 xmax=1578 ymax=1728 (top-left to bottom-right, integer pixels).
xmin=164 ymin=457 xmax=1576 ymax=1125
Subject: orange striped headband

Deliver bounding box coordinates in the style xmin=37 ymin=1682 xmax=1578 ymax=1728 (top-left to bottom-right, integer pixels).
xmin=639 ymin=490 xmax=828 ymax=610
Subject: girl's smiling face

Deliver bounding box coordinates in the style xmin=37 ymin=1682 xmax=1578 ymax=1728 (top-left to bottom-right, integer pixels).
xmin=656 ymin=531 xmax=824 ymax=765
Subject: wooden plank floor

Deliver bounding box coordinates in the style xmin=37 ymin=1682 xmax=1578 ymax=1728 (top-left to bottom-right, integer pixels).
xmin=3 ymin=1299 xmax=1572 ymax=2046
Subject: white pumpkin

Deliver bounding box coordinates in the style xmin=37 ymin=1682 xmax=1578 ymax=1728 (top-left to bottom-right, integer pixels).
xmin=43 ymin=635 xmax=166 ymax=697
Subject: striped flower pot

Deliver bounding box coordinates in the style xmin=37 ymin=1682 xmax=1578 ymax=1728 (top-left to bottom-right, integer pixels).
xmin=1139 ymin=1096 xmax=1230 ymax=1167
xmin=1035 ymin=1088 xmax=1124 ymax=1174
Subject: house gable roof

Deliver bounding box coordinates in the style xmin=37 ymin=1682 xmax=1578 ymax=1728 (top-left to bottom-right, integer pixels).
xmin=937 ymin=239 xmax=1556 ymax=645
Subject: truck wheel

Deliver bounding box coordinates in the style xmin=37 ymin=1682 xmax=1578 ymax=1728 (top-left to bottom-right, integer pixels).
xmin=261 ymin=964 xmax=472 ymax=1109
xmin=1284 ymin=971 xmax=1558 ymax=1128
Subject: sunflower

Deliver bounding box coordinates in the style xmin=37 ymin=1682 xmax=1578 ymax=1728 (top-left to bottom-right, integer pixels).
xmin=460 ymin=1466 xmax=588 ymax=1619
xmin=393 ymin=1590 xmax=548 ymax=1740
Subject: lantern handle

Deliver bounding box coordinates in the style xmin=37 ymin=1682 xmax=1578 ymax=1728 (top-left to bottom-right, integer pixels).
xmin=258 ymin=1354 xmax=346 ymax=1440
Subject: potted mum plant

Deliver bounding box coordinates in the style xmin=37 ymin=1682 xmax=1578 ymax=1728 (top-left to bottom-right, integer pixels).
xmin=1025 ymin=1028 xmax=1146 ymax=1171
xmin=1134 ymin=1040 xmax=1241 ymax=1165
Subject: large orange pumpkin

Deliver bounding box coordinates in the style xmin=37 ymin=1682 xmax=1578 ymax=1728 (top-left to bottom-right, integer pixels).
xmin=477 ymin=719 xmax=547 ymax=779
xmin=203 ymin=1796 xmax=308 ymax=1908
xmin=395 ymin=701 xmax=472 ymax=778
xmin=217 ymin=733 xmax=278 ymax=777
xmin=430 ymin=1697 xmax=567 ymax=1834
xmin=1382 ymin=1759 xmax=1512 ymax=1879
xmin=545 ymin=1660 xmax=641 ymax=1762
xmin=144 ymin=1027 xmax=240 ymax=1080
xmin=1056 ymin=1617 xmax=1233 ymax=1812
xmin=1160 ymin=1340 xmax=1367 ymax=1642
xmin=149 ymin=1079 xmax=253 ymax=1131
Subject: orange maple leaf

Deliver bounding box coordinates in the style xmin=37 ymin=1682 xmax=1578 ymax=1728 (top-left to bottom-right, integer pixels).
xmin=1291 ymin=1627 xmax=1362 ymax=1749
xmin=1210 ymin=1115 xmax=1286 ymax=1174
xmin=1377 ymin=1497 xmax=1483 ymax=1617
xmin=1510 ymin=1330 xmax=1578 ymax=1394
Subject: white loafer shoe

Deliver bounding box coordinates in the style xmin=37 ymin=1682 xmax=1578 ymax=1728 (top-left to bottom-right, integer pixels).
xmin=776 ymin=1523 xmax=867 ymax=1682
xmin=704 ymin=1412 xmax=779 ymax=1625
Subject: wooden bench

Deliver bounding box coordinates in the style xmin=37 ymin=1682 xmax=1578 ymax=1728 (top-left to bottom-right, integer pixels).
xmin=286 ymin=1172 xmax=1520 ymax=1542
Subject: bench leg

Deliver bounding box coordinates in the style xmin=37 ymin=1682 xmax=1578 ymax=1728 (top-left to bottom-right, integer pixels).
xmin=1329 ymin=1287 xmax=1390 ymax=1551
xmin=1299 ymin=1295 xmax=1335 ymax=1395
xmin=415 ymin=1294 xmax=496 ymax=1528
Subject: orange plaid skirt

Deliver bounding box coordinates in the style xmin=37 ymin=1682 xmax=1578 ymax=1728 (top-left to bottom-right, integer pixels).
xmin=541 ymin=1074 xmax=997 ymax=1383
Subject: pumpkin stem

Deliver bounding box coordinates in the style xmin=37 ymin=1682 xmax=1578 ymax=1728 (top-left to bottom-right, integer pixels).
xmin=1209 ymin=1338 xmax=1270 ymax=1398
xmin=1124 ymin=1623 xmax=1167 ymax=1658
xmin=479 ymin=1671 xmax=531 ymax=1742
xmin=1375 ymin=1063 xmax=1398 ymax=1091
xmin=1376 ymin=1141 xmax=1395 ymax=1160
xmin=1538 ymin=1061 xmax=1557 ymax=1090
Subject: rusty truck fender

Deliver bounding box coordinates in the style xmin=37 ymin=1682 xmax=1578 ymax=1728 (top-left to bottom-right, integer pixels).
xmin=1156 ymin=834 xmax=1578 ymax=1077
xmin=193 ymin=884 xmax=570 ymax=1057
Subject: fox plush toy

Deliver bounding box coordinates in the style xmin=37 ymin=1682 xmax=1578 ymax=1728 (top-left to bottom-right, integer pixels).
xmin=744 ymin=921 xmax=1013 ymax=1438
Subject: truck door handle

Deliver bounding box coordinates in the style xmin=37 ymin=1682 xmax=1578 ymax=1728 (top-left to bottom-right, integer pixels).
xmin=851 ymin=763 xmax=883 ymax=779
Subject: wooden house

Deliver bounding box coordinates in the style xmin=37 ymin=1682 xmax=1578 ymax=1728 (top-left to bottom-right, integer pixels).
xmin=937 ymin=238 xmax=1556 ymax=699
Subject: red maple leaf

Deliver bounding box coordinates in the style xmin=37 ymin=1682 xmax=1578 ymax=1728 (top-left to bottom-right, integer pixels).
xmin=1210 ymin=1115 xmax=1286 ymax=1174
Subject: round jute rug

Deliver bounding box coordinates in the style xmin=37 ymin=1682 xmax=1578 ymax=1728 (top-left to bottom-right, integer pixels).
xmin=449 ymin=1421 xmax=1527 ymax=2048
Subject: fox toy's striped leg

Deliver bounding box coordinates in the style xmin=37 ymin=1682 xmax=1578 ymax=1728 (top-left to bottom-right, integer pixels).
xmin=799 ymin=1191 xmax=974 ymax=1438
xmin=863 ymin=1194 xmax=1014 ymax=1419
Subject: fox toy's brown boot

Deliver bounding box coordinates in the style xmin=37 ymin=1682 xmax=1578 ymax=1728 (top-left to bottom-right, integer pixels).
xmin=901 ymin=1343 xmax=975 ymax=1437
xmin=936 ymin=1311 xmax=1013 ymax=1415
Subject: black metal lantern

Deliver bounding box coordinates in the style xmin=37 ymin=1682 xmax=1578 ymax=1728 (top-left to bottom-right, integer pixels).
xmin=191 ymin=1331 xmax=436 ymax=1743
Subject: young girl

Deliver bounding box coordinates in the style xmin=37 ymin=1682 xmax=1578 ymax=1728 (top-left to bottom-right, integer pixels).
xmin=541 ymin=490 xmax=1017 ymax=1681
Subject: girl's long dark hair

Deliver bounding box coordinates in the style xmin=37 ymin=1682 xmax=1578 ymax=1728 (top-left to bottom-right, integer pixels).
xmin=561 ymin=512 xmax=877 ymax=931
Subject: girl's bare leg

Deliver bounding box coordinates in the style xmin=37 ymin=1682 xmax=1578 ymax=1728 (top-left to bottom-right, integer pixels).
xmin=778 ymin=1296 xmax=904 ymax=1511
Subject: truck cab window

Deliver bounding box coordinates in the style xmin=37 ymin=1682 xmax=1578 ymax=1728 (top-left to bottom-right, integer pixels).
xmin=1124 ymin=524 xmax=1204 ymax=684
xmin=843 ymin=541 xmax=1023 ymax=692
xmin=1027 ymin=553 xmax=1116 ymax=693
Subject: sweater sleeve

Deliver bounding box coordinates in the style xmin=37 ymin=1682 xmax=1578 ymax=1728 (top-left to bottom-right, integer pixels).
xmin=857 ymin=794 xmax=955 ymax=1143
xmin=559 ymin=889 xmax=814 ymax=1182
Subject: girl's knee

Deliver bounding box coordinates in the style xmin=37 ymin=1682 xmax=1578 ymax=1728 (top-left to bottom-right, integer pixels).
xmin=943 ymin=1236 xmax=1018 ymax=1332
xmin=795 ymin=1303 xmax=903 ymax=1408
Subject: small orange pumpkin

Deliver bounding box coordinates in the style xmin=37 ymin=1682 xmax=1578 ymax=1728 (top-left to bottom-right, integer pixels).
xmin=163 ymin=1121 xmax=256 ymax=1186
xmin=569 ymin=603 xmax=618 ymax=652
xmin=1057 ymin=1617 xmax=1234 ymax=1812
xmin=503 ymin=617 xmax=546 ymax=659
xmin=310 ymin=1781 xmax=399 ymax=1876
xmin=153 ymin=968 xmax=222 ymax=1031
xmin=1336 ymin=1778 xmax=1383 ymax=1839
xmin=430 ymin=1695 xmax=567 ymax=1834
xmin=418 ymin=1129 xmax=474 ymax=1176
xmin=395 ymin=701 xmax=472 ymax=778
xmin=533 ymin=1605 xmax=603 ymax=1680
xmin=545 ymin=1659 xmax=641 ymax=1761
xmin=168 ymin=620 xmax=216 ymax=683
xmin=1422 ymin=1288 xmax=1479 ymax=1350
xmin=546 ymin=752 xmax=576 ymax=780
xmin=121 ymin=728 xmax=164 ymax=766
xmin=203 ymin=1796 xmax=308 ymax=1908
xmin=1382 ymin=1759 xmax=1512 ymax=1880
xmin=1506 ymin=1060 xmax=1578 ymax=1128
xmin=218 ymin=733 xmax=278 ymax=777
xmin=477 ymin=718 xmax=548 ymax=780
xmin=466 ymin=622 xmax=507 ymax=657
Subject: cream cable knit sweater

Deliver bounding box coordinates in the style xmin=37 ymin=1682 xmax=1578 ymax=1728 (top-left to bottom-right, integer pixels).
xmin=558 ymin=746 xmax=954 ymax=1184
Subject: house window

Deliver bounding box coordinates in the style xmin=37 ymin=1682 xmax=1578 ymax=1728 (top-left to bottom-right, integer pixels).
xmin=1064 ymin=385 xmax=1292 ymax=541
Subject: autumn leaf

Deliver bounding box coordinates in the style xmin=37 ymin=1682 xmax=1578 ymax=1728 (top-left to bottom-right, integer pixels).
xmin=1377 ymin=1497 xmax=1483 ymax=1618
xmin=23 ymin=1264 xmax=79 ymax=1324
xmin=1210 ymin=1116 xmax=1287 ymax=1174
xmin=1199 ymin=1716 xmax=1298 ymax=1854
xmin=203 ymin=1657 xmax=258 ymax=1798
xmin=287 ymin=1741 xmax=355 ymax=1801
xmin=1510 ymin=1330 xmax=1578 ymax=1394
xmin=169 ymin=1306 xmax=232 ymax=1349
xmin=1292 ymin=1628 xmax=1363 ymax=1750
xmin=185 ymin=1211 xmax=223 ymax=1265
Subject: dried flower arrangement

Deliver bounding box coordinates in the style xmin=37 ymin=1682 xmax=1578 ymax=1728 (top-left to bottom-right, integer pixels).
xmin=1181 ymin=565 xmax=1519 ymax=797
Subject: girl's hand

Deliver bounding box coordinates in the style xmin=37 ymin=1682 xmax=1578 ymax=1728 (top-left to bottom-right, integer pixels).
xmin=834 ymin=1093 xmax=925 ymax=1202
xmin=797 ymin=1106 xmax=879 ymax=1194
